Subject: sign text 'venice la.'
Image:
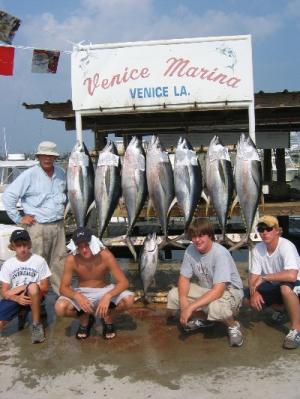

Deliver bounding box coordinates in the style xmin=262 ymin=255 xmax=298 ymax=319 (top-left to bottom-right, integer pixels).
xmin=83 ymin=56 xmax=241 ymax=97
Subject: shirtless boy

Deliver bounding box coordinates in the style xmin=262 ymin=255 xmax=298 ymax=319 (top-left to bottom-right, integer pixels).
xmin=55 ymin=227 xmax=134 ymax=339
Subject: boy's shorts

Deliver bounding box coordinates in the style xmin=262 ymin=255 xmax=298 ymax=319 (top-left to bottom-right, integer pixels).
xmin=56 ymin=284 xmax=134 ymax=312
xmin=243 ymin=280 xmax=300 ymax=307
xmin=0 ymin=284 xmax=45 ymax=322
xmin=0 ymin=299 xmax=30 ymax=322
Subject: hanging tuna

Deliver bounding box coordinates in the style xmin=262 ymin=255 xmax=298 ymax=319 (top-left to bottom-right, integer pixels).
xmin=174 ymin=137 xmax=202 ymax=233
xmin=205 ymin=136 xmax=234 ymax=242
xmin=67 ymin=141 xmax=95 ymax=228
xmin=146 ymin=135 xmax=175 ymax=248
xmin=121 ymin=136 xmax=147 ymax=260
xmin=95 ymin=141 xmax=121 ymax=238
xmin=233 ymin=133 xmax=262 ymax=246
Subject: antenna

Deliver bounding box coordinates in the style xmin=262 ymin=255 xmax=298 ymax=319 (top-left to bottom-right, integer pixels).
xmin=3 ymin=127 xmax=8 ymax=158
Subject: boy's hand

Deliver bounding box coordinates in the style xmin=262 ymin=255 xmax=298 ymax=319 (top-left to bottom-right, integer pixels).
xmin=73 ymin=292 xmax=93 ymax=314
xmin=17 ymin=293 xmax=32 ymax=306
xmin=96 ymin=293 xmax=112 ymax=318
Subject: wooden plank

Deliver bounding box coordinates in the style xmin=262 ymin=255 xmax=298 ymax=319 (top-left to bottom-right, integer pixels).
xmin=112 ymin=201 xmax=300 ymax=218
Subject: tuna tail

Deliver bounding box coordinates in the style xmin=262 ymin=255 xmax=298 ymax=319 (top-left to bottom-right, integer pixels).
xmin=229 ymin=235 xmax=255 ymax=252
xmin=158 ymin=235 xmax=186 ymax=250
xmin=125 ymin=235 xmax=137 ymax=261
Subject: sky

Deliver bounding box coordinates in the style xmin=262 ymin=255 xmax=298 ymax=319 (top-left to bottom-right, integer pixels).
xmin=0 ymin=0 xmax=299 ymax=154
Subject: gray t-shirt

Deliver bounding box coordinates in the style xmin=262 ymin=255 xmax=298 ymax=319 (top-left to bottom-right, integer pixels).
xmin=180 ymin=242 xmax=243 ymax=297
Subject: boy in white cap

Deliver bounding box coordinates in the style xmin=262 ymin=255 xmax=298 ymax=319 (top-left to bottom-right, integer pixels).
xmin=3 ymin=141 xmax=66 ymax=295
xmin=0 ymin=229 xmax=51 ymax=343
xmin=245 ymin=215 xmax=300 ymax=349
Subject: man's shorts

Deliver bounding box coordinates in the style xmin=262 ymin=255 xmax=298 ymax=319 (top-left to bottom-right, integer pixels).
xmin=244 ymin=280 xmax=300 ymax=307
xmin=56 ymin=284 xmax=134 ymax=312
xmin=167 ymin=283 xmax=243 ymax=321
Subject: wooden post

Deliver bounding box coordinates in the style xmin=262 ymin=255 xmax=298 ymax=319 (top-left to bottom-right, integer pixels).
xmin=275 ymin=148 xmax=286 ymax=183
xmin=263 ymin=149 xmax=272 ymax=182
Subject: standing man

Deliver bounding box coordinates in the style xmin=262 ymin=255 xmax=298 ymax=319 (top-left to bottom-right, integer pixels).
xmin=167 ymin=218 xmax=244 ymax=347
xmin=246 ymin=215 xmax=300 ymax=349
xmin=3 ymin=141 xmax=66 ymax=295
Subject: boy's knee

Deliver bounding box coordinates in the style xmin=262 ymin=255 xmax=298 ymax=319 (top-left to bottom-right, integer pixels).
xmin=167 ymin=287 xmax=179 ymax=309
xmin=118 ymin=295 xmax=134 ymax=310
xmin=55 ymin=300 xmax=67 ymax=316
xmin=280 ymin=284 xmax=293 ymax=297
xmin=0 ymin=320 xmax=8 ymax=329
xmin=27 ymin=283 xmax=40 ymax=296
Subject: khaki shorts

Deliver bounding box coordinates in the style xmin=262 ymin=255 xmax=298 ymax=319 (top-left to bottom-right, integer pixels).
xmin=167 ymin=283 xmax=242 ymax=321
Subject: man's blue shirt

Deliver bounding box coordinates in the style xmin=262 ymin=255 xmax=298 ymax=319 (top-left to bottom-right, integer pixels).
xmin=3 ymin=164 xmax=66 ymax=224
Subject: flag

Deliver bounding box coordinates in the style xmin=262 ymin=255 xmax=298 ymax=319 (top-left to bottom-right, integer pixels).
xmin=0 ymin=10 xmax=21 ymax=44
xmin=0 ymin=46 xmax=14 ymax=75
xmin=31 ymin=49 xmax=60 ymax=74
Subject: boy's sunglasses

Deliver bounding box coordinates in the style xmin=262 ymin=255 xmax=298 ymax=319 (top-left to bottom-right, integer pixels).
xmin=257 ymin=225 xmax=274 ymax=233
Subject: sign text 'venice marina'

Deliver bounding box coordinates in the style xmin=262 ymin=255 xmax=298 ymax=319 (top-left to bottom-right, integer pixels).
xmin=71 ymin=36 xmax=253 ymax=112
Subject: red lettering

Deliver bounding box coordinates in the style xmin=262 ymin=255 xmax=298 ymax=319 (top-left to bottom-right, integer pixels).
xmin=140 ymin=67 xmax=150 ymax=78
xmin=186 ymin=66 xmax=199 ymax=77
xmin=227 ymin=77 xmax=241 ymax=88
xmin=129 ymin=69 xmax=140 ymax=80
xmin=101 ymin=78 xmax=109 ymax=89
xmin=164 ymin=57 xmax=190 ymax=77
xmin=213 ymin=73 xmax=228 ymax=84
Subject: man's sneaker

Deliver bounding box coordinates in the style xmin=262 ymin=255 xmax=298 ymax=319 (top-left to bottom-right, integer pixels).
xmin=183 ymin=318 xmax=215 ymax=332
xmin=31 ymin=323 xmax=45 ymax=344
xmin=283 ymin=329 xmax=300 ymax=349
xmin=228 ymin=322 xmax=244 ymax=347
xmin=270 ymin=311 xmax=287 ymax=325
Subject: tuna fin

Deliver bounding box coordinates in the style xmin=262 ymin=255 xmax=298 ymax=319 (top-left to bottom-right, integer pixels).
xmin=167 ymin=197 xmax=177 ymax=216
xmin=201 ymin=190 xmax=209 ymax=204
xmin=86 ymin=200 xmax=95 ymax=216
xmin=230 ymin=194 xmax=239 ymax=218
xmin=125 ymin=236 xmax=137 ymax=261
xmin=205 ymin=195 xmax=210 ymax=216
xmin=64 ymin=201 xmax=71 ymax=219
xmin=260 ymin=192 xmax=265 ymax=211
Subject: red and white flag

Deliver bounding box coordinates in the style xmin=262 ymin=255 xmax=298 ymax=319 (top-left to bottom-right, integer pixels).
xmin=31 ymin=49 xmax=60 ymax=73
xmin=0 ymin=45 xmax=14 ymax=75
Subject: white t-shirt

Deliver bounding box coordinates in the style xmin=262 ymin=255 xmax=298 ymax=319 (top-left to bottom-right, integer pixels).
xmin=0 ymin=254 xmax=51 ymax=288
xmin=250 ymin=237 xmax=300 ymax=280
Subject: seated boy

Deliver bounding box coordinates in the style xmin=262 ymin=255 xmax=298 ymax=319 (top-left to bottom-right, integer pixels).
xmin=0 ymin=229 xmax=51 ymax=343
xmin=55 ymin=227 xmax=134 ymax=340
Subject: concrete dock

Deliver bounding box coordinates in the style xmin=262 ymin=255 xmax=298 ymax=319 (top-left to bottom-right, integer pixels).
xmin=1 ymin=260 xmax=300 ymax=399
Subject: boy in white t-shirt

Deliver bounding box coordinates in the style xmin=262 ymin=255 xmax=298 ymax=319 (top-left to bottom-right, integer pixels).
xmin=0 ymin=229 xmax=51 ymax=343
xmin=245 ymin=215 xmax=300 ymax=349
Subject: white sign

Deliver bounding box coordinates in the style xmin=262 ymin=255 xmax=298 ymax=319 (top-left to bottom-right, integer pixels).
xmin=71 ymin=36 xmax=253 ymax=113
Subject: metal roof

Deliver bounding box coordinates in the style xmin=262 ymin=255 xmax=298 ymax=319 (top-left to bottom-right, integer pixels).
xmin=23 ymin=90 xmax=300 ymax=134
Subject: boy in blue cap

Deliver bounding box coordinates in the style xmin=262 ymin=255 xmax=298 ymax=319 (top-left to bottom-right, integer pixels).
xmin=0 ymin=229 xmax=51 ymax=343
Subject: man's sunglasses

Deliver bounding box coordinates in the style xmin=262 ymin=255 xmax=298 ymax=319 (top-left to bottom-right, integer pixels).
xmin=257 ymin=225 xmax=274 ymax=233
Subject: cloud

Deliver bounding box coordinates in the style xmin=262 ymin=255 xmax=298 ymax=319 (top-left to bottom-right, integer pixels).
xmin=286 ymin=0 xmax=300 ymax=17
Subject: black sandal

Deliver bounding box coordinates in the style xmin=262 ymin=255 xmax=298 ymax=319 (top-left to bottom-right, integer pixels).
xmin=102 ymin=319 xmax=116 ymax=340
xmin=76 ymin=315 xmax=94 ymax=340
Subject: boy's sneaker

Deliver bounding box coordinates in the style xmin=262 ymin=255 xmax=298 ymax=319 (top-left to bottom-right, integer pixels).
xmin=183 ymin=318 xmax=215 ymax=332
xmin=228 ymin=322 xmax=244 ymax=347
xmin=31 ymin=323 xmax=45 ymax=344
xmin=283 ymin=329 xmax=300 ymax=349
